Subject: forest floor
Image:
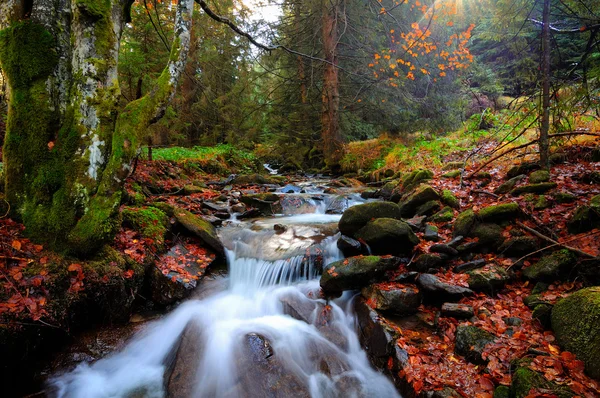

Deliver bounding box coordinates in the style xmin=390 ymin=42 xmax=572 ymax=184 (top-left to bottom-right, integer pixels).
xmin=0 ymin=131 xmax=599 ymax=397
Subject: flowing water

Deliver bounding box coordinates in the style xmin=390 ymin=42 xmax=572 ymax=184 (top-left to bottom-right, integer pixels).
xmin=51 ymin=187 xmax=400 ymax=398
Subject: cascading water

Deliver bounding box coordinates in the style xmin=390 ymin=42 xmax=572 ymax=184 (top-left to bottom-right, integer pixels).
xmin=51 ymin=190 xmax=400 ymax=398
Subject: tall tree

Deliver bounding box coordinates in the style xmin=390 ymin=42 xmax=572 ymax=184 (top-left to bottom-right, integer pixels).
xmin=0 ymin=0 xmax=194 ymax=254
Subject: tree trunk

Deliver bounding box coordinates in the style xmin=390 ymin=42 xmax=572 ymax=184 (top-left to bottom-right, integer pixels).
xmin=539 ymin=0 xmax=551 ymax=169
xmin=321 ymin=0 xmax=343 ymax=168
xmin=0 ymin=0 xmax=194 ymax=255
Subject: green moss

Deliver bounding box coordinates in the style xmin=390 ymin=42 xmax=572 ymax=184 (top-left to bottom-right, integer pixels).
xmin=493 ymin=385 xmax=510 ymax=398
xmin=441 ymin=189 xmax=460 ymax=209
xmin=401 ymin=169 xmax=433 ymax=191
xmin=511 ymin=182 xmax=557 ymax=196
xmin=441 ymin=170 xmax=461 ymax=179
xmin=430 ymin=206 xmax=454 ymax=222
xmin=552 ymin=287 xmax=600 ymax=379
xmin=534 ymin=195 xmax=550 ymax=209
xmin=122 ymin=206 xmax=168 ymax=245
xmin=398 ymin=184 xmax=440 ymax=217
xmin=511 ymin=366 xmax=574 ymax=398
xmin=523 ymin=250 xmax=577 ymax=281
xmin=477 ymin=202 xmax=520 ymax=222
xmin=529 ymin=170 xmax=550 ymax=184
xmin=471 ymin=223 xmax=504 ymax=248
xmin=453 ymin=209 xmax=477 ymax=237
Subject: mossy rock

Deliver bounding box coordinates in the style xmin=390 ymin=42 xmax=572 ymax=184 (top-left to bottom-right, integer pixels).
xmin=430 ymin=206 xmax=454 ymax=222
xmin=506 ymin=162 xmax=540 ymax=179
xmin=161 ymin=206 xmax=225 ymax=256
xmin=379 ymin=179 xmax=400 ymax=198
xmin=401 ymin=169 xmax=434 ymax=191
xmin=534 ymin=195 xmax=550 ymax=210
xmin=320 ymin=256 xmax=399 ymax=293
xmin=567 ymin=195 xmax=600 ymax=233
xmin=441 ymin=189 xmax=460 ymax=209
xmin=477 ymin=202 xmax=521 ymax=223
xmin=498 ymin=236 xmax=539 ymax=257
xmin=494 ymin=175 xmax=526 ymax=195
xmin=467 ymin=265 xmax=509 ymax=294
xmin=522 ymin=250 xmax=577 ymax=281
xmin=122 ymin=206 xmax=168 ymax=248
xmin=511 ymin=182 xmax=557 ymax=196
xmin=442 ymin=161 xmax=465 ymax=171
xmin=240 ymin=193 xmax=282 ymax=216
xmin=552 ymin=287 xmax=600 ymax=380
xmin=338 ymin=201 xmax=402 ymax=236
xmin=552 ymin=192 xmax=576 ymax=204
xmin=493 ymin=385 xmax=510 ymax=398
xmin=455 ymin=325 xmax=495 ymax=364
xmin=411 ymin=253 xmax=444 ymax=272
xmin=399 ymin=184 xmax=440 ymax=217
xmin=529 ymin=170 xmax=550 ymax=183
xmin=510 ymin=366 xmax=574 ymax=398
xmin=441 ymin=170 xmax=461 ymax=179
xmin=475 ymin=171 xmax=492 ymax=180
xmin=415 ymin=200 xmax=441 ymax=217
xmin=354 ymin=218 xmax=419 ymax=256
xmin=471 ymin=223 xmax=504 ymax=249
xmin=453 ymin=209 xmax=477 ymax=237
xmin=532 ymin=303 xmax=553 ymax=328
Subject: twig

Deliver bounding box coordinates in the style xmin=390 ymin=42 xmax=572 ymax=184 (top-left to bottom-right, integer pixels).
xmin=0 ymin=199 xmax=10 ymax=219
xmin=471 ymin=189 xmax=499 ymax=199
xmin=0 ymin=255 xmax=34 ymax=263
xmin=516 ymin=222 xmax=598 ymax=259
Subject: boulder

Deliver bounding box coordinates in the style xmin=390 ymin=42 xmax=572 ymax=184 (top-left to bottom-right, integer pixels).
xmin=423 ymin=224 xmax=441 ymax=242
xmin=336 ymin=235 xmax=366 ymax=257
xmin=511 ymin=182 xmax=557 ymax=196
xmin=361 ymin=283 xmax=422 ymax=316
xmin=231 ymin=173 xmax=278 ymax=185
xmin=338 ymin=201 xmax=402 ymax=236
xmin=320 ymin=256 xmax=399 ymax=293
xmin=510 ymin=365 xmax=575 ymax=398
xmin=354 ymin=218 xmax=419 ymax=256
xmin=441 ymin=303 xmax=474 ymax=319
xmin=494 ymin=175 xmax=526 ymax=195
xmin=415 ymin=200 xmax=441 ymax=217
xmin=567 ymin=194 xmax=600 ymax=233
xmin=411 ymin=253 xmax=444 ymax=272
xmin=399 ymin=185 xmax=440 ymax=217
xmin=441 ymin=189 xmax=460 ymax=209
xmin=401 ymin=169 xmax=434 ymax=192
xmin=240 ymin=193 xmax=282 ymax=216
xmin=522 ymin=250 xmax=577 ymax=281
xmin=453 ymin=259 xmax=486 ymax=273
xmin=532 ymin=303 xmax=553 ymax=328
xmin=506 ymin=162 xmax=540 ymax=179
xmin=429 ymin=206 xmax=454 ymax=222
xmin=429 ymin=243 xmax=458 ymax=256
xmin=498 ymin=236 xmax=539 ymax=257
xmin=454 ymin=325 xmax=495 ymax=364
xmin=441 ymin=170 xmax=461 ymax=179
xmin=471 ymin=223 xmax=504 ymax=249
xmin=172 ymin=208 xmax=225 ymax=256
xmin=325 ymin=195 xmax=348 ymax=214
xmin=417 ymin=273 xmax=473 ymax=302
xmin=166 ymin=321 xmax=204 ymax=398
xmin=552 ymin=287 xmax=600 ymax=379
xmin=453 ymin=209 xmax=477 ymax=238
xmin=552 ymin=191 xmax=576 ymax=204
xmin=466 ymin=266 xmax=509 ymax=294
xmin=477 ymin=202 xmax=521 ymax=223
xmin=529 ymin=169 xmax=550 ymax=183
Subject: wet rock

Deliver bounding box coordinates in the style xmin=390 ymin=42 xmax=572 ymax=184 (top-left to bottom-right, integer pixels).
xmin=354 ymin=297 xmax=398 ymax=370
xmin=522 ymin=250 xmax=577 ymax=281
xmin=354 ymin=218 xmax=420 ymax=256
xmin=429 ymin=243 xmax=458 ymax=256
xmin=274 ymin=224 xmax=287 ymax=234
xmin=454 ymin=325 xmax=495 ymax=364
xmin=441 ymin=303 xmax=474 ymax=319
xmin=237 ymin=208 xmax=262 ymax=219
xmin=281 ymin=184 xmax=302 ymax=193
xmin=172 ymin=208 xmax=225 ymax=256
xmin=361 ymin=283 xmax=422 ymax=316
xmin=511 ymin=182 xmax=557 ymax=196
xmin=453 ymin=258 xmax=486 ymax=273
xmin=498 ymin=236 xmax=539 ymax=257
xmin=447 ymin=235 xmax=464 ymax=247
xmin=398 ymin=184 xmax=440 ymax=217
xmin=423 ymin=224 xmax=441 ymax=242
xmin=240 ymin=193 xmax=282 ymax=216
xmin=552 ymin=287 xmax=600 ymax=379
xmin=360 ymin=190 xmax=377 ymax=199
xmin=411 ymin=253 xmax=444 ymax=272
xmin=280 ymin=293 xmax=318 ymax=324
xmin=166 ymin=321 xmax=204 ymax=398
xmin=453 ymin=209 xmax=477 ymax=238
xmin=405 ymin=215 xmax=427 ymax=232
xmin=417 ymin=274 xmax=473 ymax=302
xmin=494 ymin=174 xmax=526 ymax=195
xmin=325 ymin=195 xmax=349 ymax=214
xmin=429 ymin=206 xmax=454 ymax=222
xmin=529 ymin=170 xmax=550 ymax=183
xmin=320 ymin=256 xmax=399 ymax=293
xmin=338 ymin=201 xmax=402 ymax=236
xmin=202 ymin=201 xmax=228 ymax=213
xmin=477 ymin=202 xmax=521 ymax=223
xmin=567 ymin=194 xmax=600 ymax=233
xmin=379 ymin=180 xmax=400 ymax=199
xmin=466 ymin=266 xmax=509 ymax=294
xmin=510 ymin=365 xmax=575 ymax=398
xmin=337 ymin=235 xmax=366 ymax=257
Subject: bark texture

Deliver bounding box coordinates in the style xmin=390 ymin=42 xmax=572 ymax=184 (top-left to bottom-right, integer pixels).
xmin=0 ymin=0 xmax=194 ymax=254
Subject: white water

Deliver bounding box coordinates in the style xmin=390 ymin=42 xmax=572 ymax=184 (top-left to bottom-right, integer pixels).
xmin=51 ymin=193 xmax=400 ymax=398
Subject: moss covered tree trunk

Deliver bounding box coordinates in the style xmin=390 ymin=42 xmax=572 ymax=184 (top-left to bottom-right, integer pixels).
xmin=0 ymin=0 xmax=194 ymax=255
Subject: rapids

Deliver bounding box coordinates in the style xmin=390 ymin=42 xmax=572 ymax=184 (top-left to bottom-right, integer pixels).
xmin=51 ymin=187 xmax=400 ymax=398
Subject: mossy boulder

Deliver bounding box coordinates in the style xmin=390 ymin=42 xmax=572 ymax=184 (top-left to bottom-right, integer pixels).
xmin=240 ymin=193 xmax=282 ymax=216
xmin=532 ymin=303 xmax=553 ymax=328
xmin=354 ymin=218 xmax=419 ymax=256
xmin=442 ymin=161 xmax=465 ymax=171
xmin=506 ymin=162 xmax=540 ymax=179
xmin=471 ymin=223 xmax=504 ymax=249
xmin=522 ymin=250 xmax=577 ymax=281
xmin=467 ymin=266 xmax=509 ymax=294
xmin=231 ymin=173 xmax=278 ymax=185
xmin=552 ymin=287 xmax=600 ymax=380
xmin=453 ymin=209 xmax=477 ymax=237
xmin=320 ymin=256 xmax=399 ymax=293
xmin=430 ymin=206 xmax=454 ymax=222
xmin=411 ymin=253 xmax=444 ymax=272
xmin=361 ymin=283 xmax=422 ymax=316
xmin=493 ymin=385 xmax=510 ymax=398
xmin=401 ymin=169 xmax=433 ymax=191
xmin=567 ymin=195 xmax=600 ymax=233
xmin=534 ymin=195 xmax=550 ymax=210
xmin=498 ymin=236 xmax=539 ymax=257
xmin=494 ymin=175 xmax=526 ymax=195
xmin=529 ymin=170 xmax=550 ymax=183
xmin=552 ymin=191 xmax=576 ymax=204
xmin=399 ymin=184 xmax=440 ymax=217
xmin=122 ymin=206 xmax=168 ymax=248
xmin=379 ymin=179 xmax=400 ymax=199
xmin=169 ymin=207 xmax=225 ymax=256
xmin=338 ymin=201 xmax=402 ymax=236
xmin=477 ymin=202 xmax=521 ymax=223
xmin=441 ymin=170 xmax=461 ymax=179
xmin=510 ymin=366 xmax=574 ymax=398
xmin=454 ymin=325 xmax=495 ymax=364
xmin=415 ymin=200 xmax=441 ymax=217
xmin=511 ymin=182 xmax=557 ymax=196
xmin=441 ymin=189 xmax=460 ymax=209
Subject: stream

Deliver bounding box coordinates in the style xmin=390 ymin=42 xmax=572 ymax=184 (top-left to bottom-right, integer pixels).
xmin=50 ymin=180 xmax=401 ymax=398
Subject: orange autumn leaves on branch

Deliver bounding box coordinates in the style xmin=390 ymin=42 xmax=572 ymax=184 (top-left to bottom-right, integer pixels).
xmin=370 ymin=0 xmax=475 ymax=86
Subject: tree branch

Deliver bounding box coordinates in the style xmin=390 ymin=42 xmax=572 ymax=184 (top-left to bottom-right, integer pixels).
xmin=528 ymin=18 xmax=600 ymax=33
